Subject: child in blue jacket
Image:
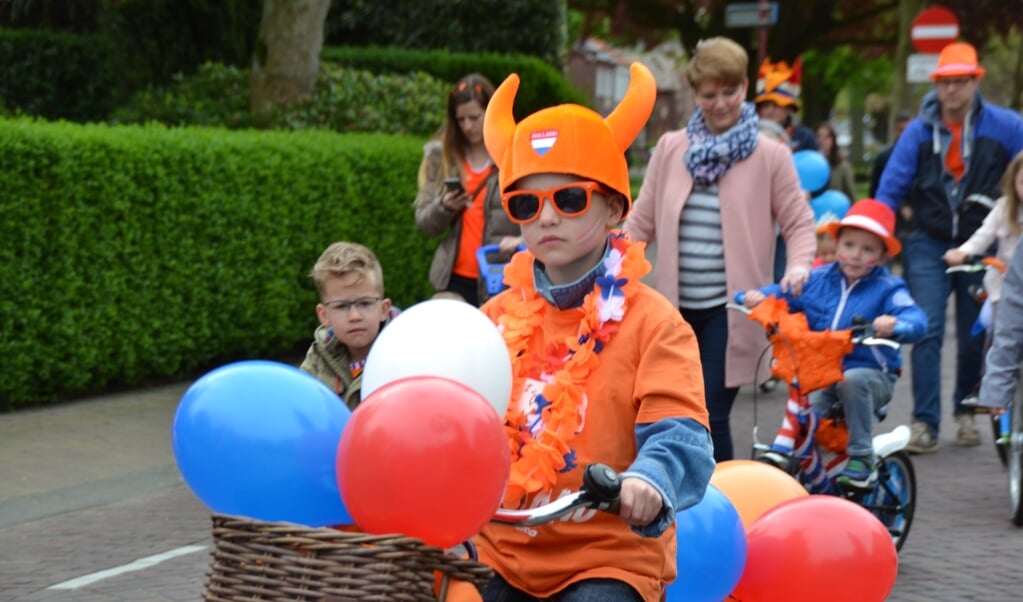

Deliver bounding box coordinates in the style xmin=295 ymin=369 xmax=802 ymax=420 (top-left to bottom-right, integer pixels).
xmin=742 ymin=199 xmax=928 ymax=489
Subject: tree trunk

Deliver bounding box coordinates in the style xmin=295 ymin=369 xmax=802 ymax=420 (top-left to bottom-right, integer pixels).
xmin=249 ymin=0 xmax=330 ymax=120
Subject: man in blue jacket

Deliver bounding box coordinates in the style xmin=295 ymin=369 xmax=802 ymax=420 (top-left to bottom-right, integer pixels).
xmin=875 ymin=42 xmax=1023 ymax=453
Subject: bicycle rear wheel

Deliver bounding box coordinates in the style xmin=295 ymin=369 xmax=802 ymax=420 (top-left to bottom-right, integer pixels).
xmin=862 ymin=451 xmax=916 ymax=551
xmin=1009 ymin=392 xmax=1023 ymax=527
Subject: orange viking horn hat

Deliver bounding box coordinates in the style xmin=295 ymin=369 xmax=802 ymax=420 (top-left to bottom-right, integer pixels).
xmin=484 ymin=62 xmax=656 ymax=214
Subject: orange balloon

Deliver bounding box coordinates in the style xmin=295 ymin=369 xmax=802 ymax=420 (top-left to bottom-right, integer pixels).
xmin=710 ymin=460 xmax=808 ymax=529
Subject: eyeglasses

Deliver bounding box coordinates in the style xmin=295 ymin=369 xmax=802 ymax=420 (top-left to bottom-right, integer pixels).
xmin=936 ymin=77 xmax=974 ymax=89
xmin=501 ymin=181 xmax=610 ymax=224
xmin=323 ymin=296 xmax=382 ymax=314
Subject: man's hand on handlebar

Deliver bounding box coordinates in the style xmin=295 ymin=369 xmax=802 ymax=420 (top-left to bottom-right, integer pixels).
xmin=618 ymin=477 xmax=663 ymax=527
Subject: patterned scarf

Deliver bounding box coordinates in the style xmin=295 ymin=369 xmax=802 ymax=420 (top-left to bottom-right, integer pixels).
xmin=684 ymin=102 xmax=760 ymax=186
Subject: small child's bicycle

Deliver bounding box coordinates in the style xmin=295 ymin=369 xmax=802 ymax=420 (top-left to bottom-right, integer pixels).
xmin=947 ymin=254 xmax=1023 ymax=526
xmin=947 ymin=254 xmax=1010 ymax=463
xmin=728 ymin=294 xmax=917 ymax=551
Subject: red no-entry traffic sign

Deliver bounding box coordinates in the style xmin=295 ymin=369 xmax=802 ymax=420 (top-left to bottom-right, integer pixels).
xmin=911 ymin=6 xmax=960 ymax=54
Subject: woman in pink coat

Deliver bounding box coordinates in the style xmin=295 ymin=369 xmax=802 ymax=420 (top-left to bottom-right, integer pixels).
xmin=625 ymin=37 xmax=816 ymax=461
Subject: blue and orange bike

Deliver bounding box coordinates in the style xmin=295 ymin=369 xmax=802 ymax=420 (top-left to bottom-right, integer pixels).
xmin=729 ymin=294 xmax=917 ymax=551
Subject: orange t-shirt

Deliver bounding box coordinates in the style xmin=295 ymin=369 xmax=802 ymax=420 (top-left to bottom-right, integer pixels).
xmin=944 ymin=121 xmax=965 ymax=181
xmin=475 ymin=285 xmax=708 ymax=601
xmin=452 ymin=160 xmax=491 ymax=279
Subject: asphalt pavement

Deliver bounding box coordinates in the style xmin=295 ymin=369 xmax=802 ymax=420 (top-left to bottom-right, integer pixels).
xmin=1 ymin=319 xmax=1021 ymax=601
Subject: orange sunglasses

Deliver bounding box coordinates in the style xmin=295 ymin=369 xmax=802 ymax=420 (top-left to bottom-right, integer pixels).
xmin=501 ymin=181 xmax=611 ymax=224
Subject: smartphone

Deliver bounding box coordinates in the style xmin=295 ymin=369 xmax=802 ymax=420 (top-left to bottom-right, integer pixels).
xmin=443 ymin=177 xmax=465 ymax=194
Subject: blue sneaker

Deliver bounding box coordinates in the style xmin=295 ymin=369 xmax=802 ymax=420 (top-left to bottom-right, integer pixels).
xmin=837 ymin=457 xmax=877 ymax=491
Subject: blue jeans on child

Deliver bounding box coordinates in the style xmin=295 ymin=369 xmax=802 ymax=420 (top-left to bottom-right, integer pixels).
xmin=810 ymin=368 xmax=898 ymax=458
xmin=481 ymin=574 xmax=641 ymax=601
xmin=902 ymin=231 xmax=984 ymax=435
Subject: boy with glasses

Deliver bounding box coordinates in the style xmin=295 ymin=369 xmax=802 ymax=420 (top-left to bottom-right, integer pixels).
xmin=300 ymin=241 xmax=394 ymax=409
xmin=876 ymin=42 xmax=1023 ymax=452
xmin=473 ymin=62 xmax=714 ymax=602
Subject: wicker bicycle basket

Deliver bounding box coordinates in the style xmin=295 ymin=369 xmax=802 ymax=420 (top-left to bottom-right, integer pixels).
xmin=203 ymin=513 xmax=493 ymax=601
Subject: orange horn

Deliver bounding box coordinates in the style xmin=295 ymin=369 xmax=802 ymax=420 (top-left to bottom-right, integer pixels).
xmin=604 ymin=62 xmax=656 ymax=153
xmin=483 ymin=73 xmax=520 ymax=170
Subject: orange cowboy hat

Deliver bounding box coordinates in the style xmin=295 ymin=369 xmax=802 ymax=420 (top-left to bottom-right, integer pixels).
xmin=824 ymin=199 xmax=902 ymax=256
xmin=930 ymin=42 xmax=986 ymax=80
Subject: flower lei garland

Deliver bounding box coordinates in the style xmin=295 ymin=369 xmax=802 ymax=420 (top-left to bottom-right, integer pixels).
xmin=493 ymin=231 xmax=650 ymax=506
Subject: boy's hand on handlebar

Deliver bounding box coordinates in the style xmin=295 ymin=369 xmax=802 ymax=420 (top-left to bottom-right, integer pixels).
xmin=742 ymin=290 xmax=766 ymax=308
xmin=780 ymin=267 xmax=809 ymax=297
xmin=618 ymin=477 xmax=663 ymax=527
xmin=872 ymin=315 xmax=897 ymax=338
xmin=498 ymin=236 xmax=523 ymax=254
xmin=943 ymin=248 xmax=966 ymax=266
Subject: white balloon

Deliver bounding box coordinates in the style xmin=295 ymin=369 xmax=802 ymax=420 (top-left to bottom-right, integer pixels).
xmin=362 ymin=299 xmax=512 ymax=417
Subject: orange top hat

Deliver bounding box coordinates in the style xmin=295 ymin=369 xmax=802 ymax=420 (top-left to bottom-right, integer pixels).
xmin=754 ymin=57 xmax=802 ymax=109
xmin=483 ymin=62 xmax=655 ymax=216
xmin=930 ymin=42 xmax=986 ymax=80
xmin=824 ymin=199 xmax=902 ymax=256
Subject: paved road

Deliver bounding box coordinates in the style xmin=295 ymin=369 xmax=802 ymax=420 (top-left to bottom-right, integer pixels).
xmin=1 ymin=325 xmax=1021 ymax=601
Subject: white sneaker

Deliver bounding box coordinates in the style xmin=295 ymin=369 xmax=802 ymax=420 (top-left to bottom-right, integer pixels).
xmin=955 ymin=414 xmax=981 ymax=447
xmin=905 ymin=422 xmax=938 ymax=454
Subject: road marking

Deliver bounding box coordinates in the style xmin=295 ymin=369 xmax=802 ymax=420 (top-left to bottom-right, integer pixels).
xmin=47 ymin=544 xmax=208 ymax=590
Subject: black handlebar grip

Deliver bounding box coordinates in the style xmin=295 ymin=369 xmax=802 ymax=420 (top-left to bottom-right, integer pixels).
xmin=583 ymin=463 xmax=622 ymax=502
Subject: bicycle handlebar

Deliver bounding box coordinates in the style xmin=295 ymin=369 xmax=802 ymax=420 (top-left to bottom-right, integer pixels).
xmin=490 ymin=463 xmax=621 ymax=526
xmin=728 ymin=293 xmax=903 ymax=349
xmin=946 ymin=254 xmax=1007 ymax=274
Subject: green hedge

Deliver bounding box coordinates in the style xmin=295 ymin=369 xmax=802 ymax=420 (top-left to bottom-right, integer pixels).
xmin=0 ymin=27 xmax=118 ymax=121
xmin=326 ymin=0 xmax=564 ymax=69
xmin=0 ymin=118 xmax=436 ymax=407
xmin=321 ymin=46 xmax=591 ymax=118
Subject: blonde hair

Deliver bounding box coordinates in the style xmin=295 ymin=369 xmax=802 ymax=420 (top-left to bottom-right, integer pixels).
xmin=309 ymin=242 xmax=384 ymax=297
xmin=1003 ymin=150 xmax=1023 ymax=237
xmin=686 ymin=37 xmax=748 ymax=89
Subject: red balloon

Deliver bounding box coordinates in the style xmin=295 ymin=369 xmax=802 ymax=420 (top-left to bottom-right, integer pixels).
xmin=730 ymin=495 xmax=898 ymax=602
xmin=336 ymin=375 xmax=510 ymax=548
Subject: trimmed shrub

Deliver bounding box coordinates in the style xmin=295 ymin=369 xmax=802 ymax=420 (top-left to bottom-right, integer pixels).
xmin=321 ymin=46 xmax=591 ymax=117
xmin=0 ymin=117 xmax=435 ymax=406
xmin=112 ymin=62 xmax=450 ymax=137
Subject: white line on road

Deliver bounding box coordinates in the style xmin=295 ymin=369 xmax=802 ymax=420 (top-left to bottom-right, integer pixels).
xmin=47 ymin=544 xmax=208 ymax=590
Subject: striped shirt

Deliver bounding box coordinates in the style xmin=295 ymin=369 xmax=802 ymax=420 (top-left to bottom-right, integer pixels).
xmin=678 ymin=186 xmax=727 ymax=309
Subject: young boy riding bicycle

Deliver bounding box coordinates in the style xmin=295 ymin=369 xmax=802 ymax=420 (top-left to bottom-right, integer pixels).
xmin=473 ymin=63 xmax=715 ymax=601
xmin=742 ymin=199 xmax=928 ymax=490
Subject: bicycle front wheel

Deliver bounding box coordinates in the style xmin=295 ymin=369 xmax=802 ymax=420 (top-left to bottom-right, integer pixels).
xmin=1009 ymin=389 xmax=1023 ymax=526
xmin=863 ymin=451 xmax=916 ymax=552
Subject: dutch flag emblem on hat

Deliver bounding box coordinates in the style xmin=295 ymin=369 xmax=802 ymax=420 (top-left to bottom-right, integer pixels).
xmin=530 ymin=129 xmax=558 ymax=156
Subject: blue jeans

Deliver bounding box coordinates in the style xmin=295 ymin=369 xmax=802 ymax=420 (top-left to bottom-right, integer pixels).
xmin=681 ymin=304 xmax=739 ymax=461
xmin=810 ymin=368 xmax=897 ymax=458
xmin=902 ymin=231 xmax=984 ymax=434
xmin=481 ymin=574 xmax=641 ymax=601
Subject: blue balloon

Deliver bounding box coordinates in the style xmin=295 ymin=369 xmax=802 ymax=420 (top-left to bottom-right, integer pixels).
xmin=793 ymin=150 xmax=831 ymax=192
xmin=172 ymin=360 xmax=352 ymax=526
xmin=666 ymin=484 xmax=748 ymax=602
xmin=811 ymin=189 xmax=852 ymax=226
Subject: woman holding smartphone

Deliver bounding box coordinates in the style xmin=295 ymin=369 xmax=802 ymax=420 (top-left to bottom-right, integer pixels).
xmin=414 ymin=73 xmax=521 ymax=306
